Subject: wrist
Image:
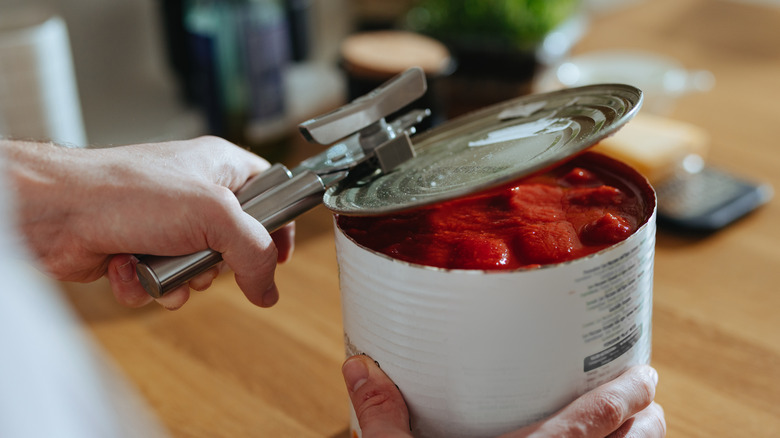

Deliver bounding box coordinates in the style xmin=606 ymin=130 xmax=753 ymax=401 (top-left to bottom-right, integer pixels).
xmin=1 ymin=140 xmax=90 ymax=271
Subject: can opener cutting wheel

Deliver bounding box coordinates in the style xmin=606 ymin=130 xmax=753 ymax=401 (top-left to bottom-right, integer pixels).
xmin=136 ymin=67 xmax=430 ymax=298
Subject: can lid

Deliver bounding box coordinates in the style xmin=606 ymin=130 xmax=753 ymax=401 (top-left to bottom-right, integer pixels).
xmin=324 ymin=83 xmax=643 ymax=215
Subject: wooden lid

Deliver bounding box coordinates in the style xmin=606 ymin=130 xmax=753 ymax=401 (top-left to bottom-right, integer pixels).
xmin=341 ymin=30 xmax=452 ymax=79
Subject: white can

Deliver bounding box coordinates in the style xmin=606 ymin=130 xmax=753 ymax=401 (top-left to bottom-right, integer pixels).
xmin=335 ymin=153 xmax=656 ymax=438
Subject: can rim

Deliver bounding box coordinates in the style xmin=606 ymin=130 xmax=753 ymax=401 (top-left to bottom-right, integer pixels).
xmin=334 ymin=151 xmax=656 ymax=273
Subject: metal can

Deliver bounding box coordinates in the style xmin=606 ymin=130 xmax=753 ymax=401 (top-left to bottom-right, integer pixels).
xmin=334 ymin=151 xmax=656 ymax=438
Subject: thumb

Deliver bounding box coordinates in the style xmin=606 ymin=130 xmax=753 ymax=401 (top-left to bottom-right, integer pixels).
xmin=342 ymin=355 xmax=412 ymax=438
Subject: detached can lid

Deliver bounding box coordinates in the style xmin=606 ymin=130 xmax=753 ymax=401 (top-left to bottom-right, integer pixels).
xmin=324 ymin=83 xmax=643 ymax=215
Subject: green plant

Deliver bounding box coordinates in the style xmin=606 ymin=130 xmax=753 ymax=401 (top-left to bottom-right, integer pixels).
xmin=406 ymin=0 xmax=580 ymax=50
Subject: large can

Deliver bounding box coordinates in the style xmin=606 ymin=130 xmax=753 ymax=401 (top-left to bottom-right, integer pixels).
xmin=326 ymin=86 xmax=653 ymax=438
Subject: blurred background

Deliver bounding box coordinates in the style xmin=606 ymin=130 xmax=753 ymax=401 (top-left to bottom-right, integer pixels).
xmin=0 ymin=0 xmax=773 ymax=149
xmin=0 ymin=0 xmax=722 ymax=153
xmin=1 ymin=0 xmax=593 ymax=153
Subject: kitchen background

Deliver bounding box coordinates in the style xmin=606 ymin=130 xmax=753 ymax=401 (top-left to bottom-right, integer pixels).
xmin=0 ymin=0 xmax=777 ymax=153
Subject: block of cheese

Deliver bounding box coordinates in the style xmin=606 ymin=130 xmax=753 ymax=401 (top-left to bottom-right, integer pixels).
xmin=592 ymin=113 xmax=710 ymax=183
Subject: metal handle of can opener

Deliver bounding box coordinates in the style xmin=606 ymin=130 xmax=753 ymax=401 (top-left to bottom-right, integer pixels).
xmin=136 ymin=166 xmax=325 ymax=298
xmin=135 ymin=67 xmax=427 ymax=298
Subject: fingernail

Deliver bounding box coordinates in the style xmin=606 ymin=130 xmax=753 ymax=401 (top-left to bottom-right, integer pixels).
xmin=647 ymin=366 xmax=659 ymax=386
xmin=117 ymin=260 xmax=135 ymax=283
xmin=342 ymin=357 xmax=369 ymax=393
xmin=154 ymin=286 xmax=188 ymax=311
xmin=643 ymin=365 xmax=658 ymax=386
xmin=262 ymin=283 xmax=279 ymax=307
xmin=155 ymin=294 xmax=181 ymax=311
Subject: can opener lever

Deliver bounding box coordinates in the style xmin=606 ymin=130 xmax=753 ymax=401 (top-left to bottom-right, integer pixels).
xmin=136 ymin=67 xmax=429 ymax=298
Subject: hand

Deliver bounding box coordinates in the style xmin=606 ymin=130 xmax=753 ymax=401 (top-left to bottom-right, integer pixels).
xmin=4 ymin=137 xmax=294 ymax=309
xmin=341 ymin=355 xmax=666 ymax=438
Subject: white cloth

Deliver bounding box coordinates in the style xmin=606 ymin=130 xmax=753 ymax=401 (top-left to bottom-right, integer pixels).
xmin=0 ymin=156 xmax=165 ymax=437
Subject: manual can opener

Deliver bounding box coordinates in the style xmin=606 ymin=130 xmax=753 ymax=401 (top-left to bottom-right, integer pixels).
xmin=136 ymin=67 xmax=429 ymax=298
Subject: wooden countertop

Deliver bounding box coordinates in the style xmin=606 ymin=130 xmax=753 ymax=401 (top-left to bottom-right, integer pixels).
xmin=62 ymin=0 xmax=780 ymax=436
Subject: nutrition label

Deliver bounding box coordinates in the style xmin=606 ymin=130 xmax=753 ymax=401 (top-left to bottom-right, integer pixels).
xmin=576 ymin=235 xmax=654 ymax=388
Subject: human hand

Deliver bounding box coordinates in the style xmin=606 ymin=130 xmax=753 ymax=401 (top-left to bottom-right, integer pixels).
xmin=5 ymin=137 xmax=294 ymax=309
xmin=341 ymin=355 xmax=666 ymax=438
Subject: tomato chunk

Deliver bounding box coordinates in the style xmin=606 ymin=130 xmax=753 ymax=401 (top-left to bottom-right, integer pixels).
xmin=338 ymin=155 xmax=645 ymax=270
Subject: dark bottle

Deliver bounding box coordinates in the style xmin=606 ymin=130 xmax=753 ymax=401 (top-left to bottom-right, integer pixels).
xmin=184 ymin=0 xmax=291 ymax=159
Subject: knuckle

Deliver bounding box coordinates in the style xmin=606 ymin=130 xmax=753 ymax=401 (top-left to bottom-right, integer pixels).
xmin=261 ymin=243 xmax=279 ymax=265
xmin=246 ymin=245 xmax=278 ymax=283
xmin=210 ymin=184 xmax=241 ymax=209
xmin=621 ymin=406 xmax=667 ymax=438
xmin=196 ymin=135 xmax=229 ymax=149
xmin=634 ymin=373 xmax=656 ymax=406
xmin=356 ymin=389 xmax=399 ymax=423
xmin=200 ymin=186 xmax=243 ymax=229
xmin=592 ymin=390 xmax=628 ymax=430
xmin=358 ymin=388 xmax=393 ymax=410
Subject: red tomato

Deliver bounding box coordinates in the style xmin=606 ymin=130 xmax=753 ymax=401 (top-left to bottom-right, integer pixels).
xmin=338 ymin=155 xmax=645 ymax=270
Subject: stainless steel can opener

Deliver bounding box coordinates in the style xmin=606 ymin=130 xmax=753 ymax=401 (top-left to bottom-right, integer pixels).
xmin=136 ymin=67 xmax=429 ymax=298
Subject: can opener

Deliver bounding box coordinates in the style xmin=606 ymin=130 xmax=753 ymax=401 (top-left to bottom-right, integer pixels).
xmin=136 ymin=67 xmax=430 ymax=298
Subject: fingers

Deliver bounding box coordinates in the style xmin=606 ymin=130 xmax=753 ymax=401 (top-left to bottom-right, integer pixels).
xmin=509 ymin=365 xmax=659 ymax=438
xmin=342 ymin=355 xmax=412 ymax=438
xmin=188 ymin=266 xmax=220 ymax=291
xmin=272 ymin=223 xmax=295 ymax=264
xmin=606 ymin=402 xmax=666 ymax=438
xmin=108 ymin=196 xmax=285 ymax=310
xmin=107 ymin=255 xmax=153 ymax=308
xmin=107 ymin=254 xmax=213 ymax=310
xmin=104 ymin=140 xmax=291 ymax=310
xmin=226 ymin=221 xmax=278 ymax=308
xmin=208 ymin=195 xmax=280 ymax=308
xmin=154 ymin=285 xmax=191 ymax=310
xmin=558 ymin=365 xmax=658 ymax=437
